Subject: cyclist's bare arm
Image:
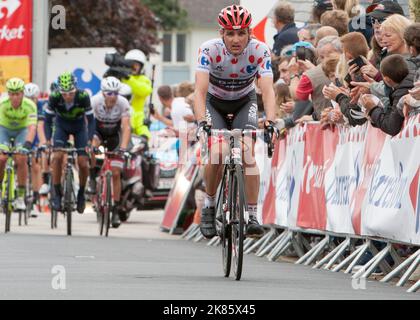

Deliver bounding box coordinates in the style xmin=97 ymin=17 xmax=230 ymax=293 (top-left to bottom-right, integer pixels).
xmin=259 ymin=76 xmax=276 ymax=122
xmin=37 ymin=120 xmax=47 ymax=145
xmin=25 ymin=124 xmax=37 ymax=145
xmin=120 ymin=116 xmax=131 ymax=150
xmin=194 ymin=72 xmax=210 ymax=123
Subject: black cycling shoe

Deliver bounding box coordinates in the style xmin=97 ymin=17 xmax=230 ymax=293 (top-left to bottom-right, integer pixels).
xmin=200 ymin=207 xmax=217 ymax=239
xmin=76 ymin=190 xmax=86 ymax=214
xmin=246 ymin=216 xmax=265 ymax=238
xmin=111 ymin=207 xmax=121 ymax=228
xmin=52 ymin=195 xmax=62 ymax=212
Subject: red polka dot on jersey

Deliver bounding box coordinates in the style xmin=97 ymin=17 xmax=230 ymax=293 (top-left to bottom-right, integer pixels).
xmin=231 ymin=58 xmax=238 ymax=64
xmin=257 ymin=57 xmax=263 ymax=64
xmin=216 ymin=55 xmax=221 ymax=63
xmin=230 ymin=73 xmax=239 ymax=78
xmin=249 ymin=55 xmax=255 ymax=63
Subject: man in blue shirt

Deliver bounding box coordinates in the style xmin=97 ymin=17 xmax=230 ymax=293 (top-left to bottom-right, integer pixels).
xmin=272 ymin=1 xmax=299 ymax=56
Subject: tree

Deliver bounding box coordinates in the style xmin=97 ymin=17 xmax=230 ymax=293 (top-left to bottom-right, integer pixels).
xmin=49 ymin=0 xmax=159 ymax=54
xmin=140 ymin=0 xmax=188 ymax=30
xmin=409 ymin=0 xmax=420 ymax=22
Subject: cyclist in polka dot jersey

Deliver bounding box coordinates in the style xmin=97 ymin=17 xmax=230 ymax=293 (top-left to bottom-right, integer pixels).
xmin=194 ymin=5 xmax=277 ymax=239
xmin=197 ymin=38 xmax=273 ymax=101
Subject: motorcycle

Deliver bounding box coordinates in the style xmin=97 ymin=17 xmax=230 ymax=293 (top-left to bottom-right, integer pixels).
xmin=117 ymin=135 xmax=160 ymax=222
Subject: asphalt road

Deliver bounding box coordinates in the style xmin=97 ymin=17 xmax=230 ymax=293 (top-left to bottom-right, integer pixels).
xmin=0 ymin=206 xmax=418 ymax=300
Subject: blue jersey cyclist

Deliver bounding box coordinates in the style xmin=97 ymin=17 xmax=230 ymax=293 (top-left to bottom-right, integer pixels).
xmin=44 ymin=72 xmax=95 ymax=214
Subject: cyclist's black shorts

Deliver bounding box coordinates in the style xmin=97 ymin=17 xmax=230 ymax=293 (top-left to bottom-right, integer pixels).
xmin=205 ymin=91 xmax=258 ymax=130
xmin=94 ymin=130 xmax=120 ymax=152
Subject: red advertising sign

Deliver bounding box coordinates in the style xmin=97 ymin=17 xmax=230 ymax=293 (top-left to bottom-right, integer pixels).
xmin=297 ymin=125 xmax=339 ymax=231
xmin=0 ymin=0 xmax=33 ymax=56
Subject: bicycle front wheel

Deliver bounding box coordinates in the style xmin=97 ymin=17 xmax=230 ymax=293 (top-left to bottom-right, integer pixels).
xmin=219 ymin=167 xmax=232 ymax=278
xmin=4 ymin=169 xmax=12 ymax=233
xmin=104 ymin=172 xmax=112 ymax=237
xmin=231 ymin=166 xmax=245 ymax=281
xmin=64 ymin=171 xmax=73 ymax=236
xmin=96 ymin=178 xmax=105 ymax=236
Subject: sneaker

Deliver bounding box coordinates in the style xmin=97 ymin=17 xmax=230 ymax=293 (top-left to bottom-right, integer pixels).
xmin=52 ymin=194 xmax=62 ymax=211
xmin=246 ymin=216 xmax=265 ymax=238
xmin=76 ymin=190 xmax=86 ymax=214
xmin=14 ymin=197 xmax=26 ymax=211
xmin=200 ymin=207 xmax=217 ymax=239
xmin=86 ymin=179 xmax=96 ymax=195
xmin=111 ymin=207 xmax=121 ymax=228
xmin=39 ymin=184 xmax=50 ymax=196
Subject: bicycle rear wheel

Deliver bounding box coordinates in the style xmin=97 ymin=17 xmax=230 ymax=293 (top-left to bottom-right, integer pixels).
xmin=231 ymin=166 xmax=245 ymax=281
xmin=219 ymin=167 xmax=232 ymax=278
xmin=104 ymin=172 xmax=112 ymax=237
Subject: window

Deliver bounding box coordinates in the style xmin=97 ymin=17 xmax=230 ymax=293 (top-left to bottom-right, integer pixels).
xmin=162 ymin=32 xmax=187 ymax=64
xmin=176 ymin=34 xmax=186 ymax=62
xmin=163 ymin=34 xmax=172 ymax=62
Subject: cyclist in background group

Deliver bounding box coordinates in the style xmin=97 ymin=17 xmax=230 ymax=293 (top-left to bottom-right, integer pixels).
xmin=0 ymin=78 xmax=38 ymax=211
xmin=44 ymin=72 xmax=95 ymax=214
xmin=89 ymin=77 xmax=131 ymax=228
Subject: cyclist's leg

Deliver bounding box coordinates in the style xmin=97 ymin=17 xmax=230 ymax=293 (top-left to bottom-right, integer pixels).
xmin=0 ymin=125 xmax=11 ymax=183
xmin=74 ymin=126 xmax=89 ymax=186
xmin=203 ymin=98 xmax=230 ymax=201
xmin=107 ymin=134 xmax=122 ymax=202
xmin=108 ymin=134 xmax=123 ymax=227
xmin=14 ymin=128 xmax=29 ymax=206
xmin=200 ymin=96 xmax=229 ymax=238
xmin=51 ymin=125 xmax=68 ymax=209
xmin=231 ymin=92 xmax=264 ymax=237
xmin=87 ymin=133 xmax=101 ymax=194
xmin=30 ymin=137 xmax=42 ymax=203
xmin=74 ymin=125 xmax=89 ymax=213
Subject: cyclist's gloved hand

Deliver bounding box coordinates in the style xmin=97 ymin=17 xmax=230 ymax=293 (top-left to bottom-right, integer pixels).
xmin=196 ymin=121 xmax=211 ymax=141
xmin=117 ymin=147 xmax=127 ymax=155
xmin=21 ymin=141 xmax=32 ymax=153
xmin=264 ymin=120 xmax=279 ymax=140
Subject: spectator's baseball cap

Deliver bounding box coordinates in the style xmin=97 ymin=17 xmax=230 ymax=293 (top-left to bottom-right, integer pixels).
xmin=313 ymin=0 xmax=333 ymax=10
xmin=367 ymin=1 xmax=404 ymax=20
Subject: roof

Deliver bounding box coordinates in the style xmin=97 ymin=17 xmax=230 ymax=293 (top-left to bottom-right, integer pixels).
xmin=179 ymin=0 xmax=240 ymax=28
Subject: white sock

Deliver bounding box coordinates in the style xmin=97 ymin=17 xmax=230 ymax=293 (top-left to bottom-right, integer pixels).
xmin=248 ymin=204 xmax=258 ymax=219
xmin=204 ymin=194 xmax=216 ymax=208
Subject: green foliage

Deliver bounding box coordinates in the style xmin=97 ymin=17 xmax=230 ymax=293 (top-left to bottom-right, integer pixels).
xmin=140 ymin=0 xmax=188 ymax=30
xmin=49 ymin=0 xmax=159 ymax=54
xmin=409 ymin=0 xmax=420 ymax=22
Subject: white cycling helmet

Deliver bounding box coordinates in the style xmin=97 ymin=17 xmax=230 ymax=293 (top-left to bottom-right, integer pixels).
xmin=101 ymin=76 xmax=121 ymax=92
xmin=119 ymin=83 xmax=132 ymax=102
xmin=125 ymin=49 xmax=147 ymax=65
xmin=24 ymin=83 xmax=40 ymax=98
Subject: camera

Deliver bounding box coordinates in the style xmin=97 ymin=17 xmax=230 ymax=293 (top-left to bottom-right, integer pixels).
xmin=105 ymin=53 xmax=133 ymax=69
xmin=103 ymin=53 xmax=133 ymax=80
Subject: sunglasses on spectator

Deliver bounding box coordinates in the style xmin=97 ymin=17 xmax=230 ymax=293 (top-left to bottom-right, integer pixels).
xmin=372 ymin=18 xmax=385 ymax=25
xmin=103 ymin=91 xmax=119 ymax=96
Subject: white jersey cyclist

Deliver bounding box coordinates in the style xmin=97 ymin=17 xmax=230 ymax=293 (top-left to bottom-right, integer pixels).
xmin=196 ymin=38 xmax=273 ymax=101
xmin=91 ymin=94 xmax=130 ymax=137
